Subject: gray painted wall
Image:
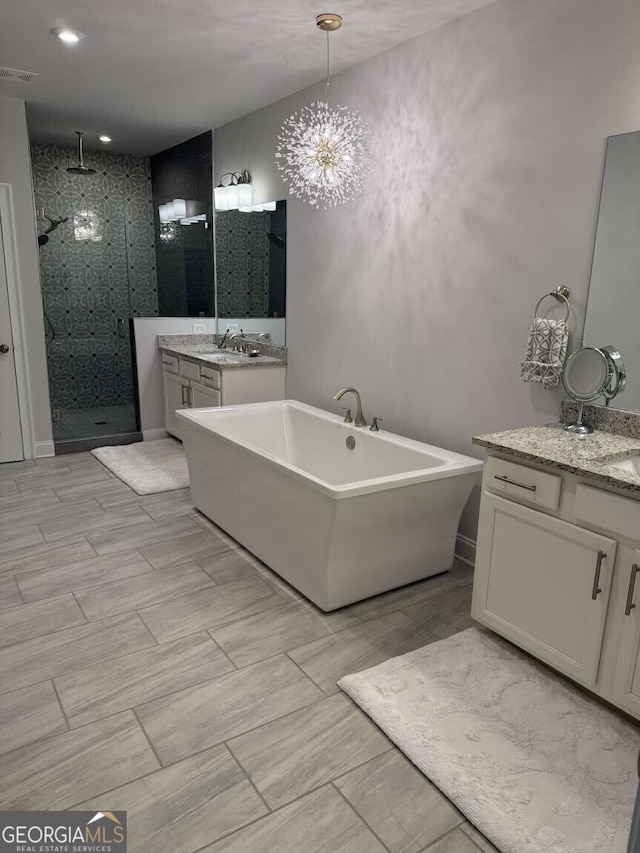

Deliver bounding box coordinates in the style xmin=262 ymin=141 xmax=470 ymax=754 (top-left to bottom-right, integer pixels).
xmin=0 ymin=95 xmax=53 ymax=456
xmin=214 ymin=0 xmax=640 ymax=540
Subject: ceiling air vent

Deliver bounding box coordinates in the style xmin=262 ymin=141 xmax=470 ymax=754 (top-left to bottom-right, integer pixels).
xmin=0 ymin=66 xmax=39 ymax=84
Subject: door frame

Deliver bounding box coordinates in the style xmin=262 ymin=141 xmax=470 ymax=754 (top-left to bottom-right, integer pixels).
xmin=0 ymin=183 xmax=35 ymax=460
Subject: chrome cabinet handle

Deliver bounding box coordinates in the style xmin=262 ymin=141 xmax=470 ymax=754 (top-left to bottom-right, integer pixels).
xmin=201 ymin=372 xmax=216 ymax=380
xmin=188 ymin=385 xmax=193 ymax=407
xmin=0 ymin=344 xmax=9 ymax=354
xmin=162 ymin=359 xmax=173 ymax=366
xmin=493 ymin=474 xmax=537 ymax=492
xmin=625 ymin=564 xmax=640 ymax=616
xmin=181 ymin=384 xmax=187 ymax=405
xmin=592 ymin=550 xmax=606 ymax=600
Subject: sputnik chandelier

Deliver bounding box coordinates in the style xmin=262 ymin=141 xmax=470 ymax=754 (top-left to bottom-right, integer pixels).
xmin=275 ymin=13 xmax=371 ymax=209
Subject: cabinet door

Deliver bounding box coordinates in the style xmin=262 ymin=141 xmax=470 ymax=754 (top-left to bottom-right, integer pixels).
xmin=190 ymin=381 xmax=221 ymax=409
xmin=163 ymin=371 xmax=189 ymax=438
xmin=472 ymin=492 xmax=617 ymax=686
xmin=612 ymin=550 xmax=640 ymax=717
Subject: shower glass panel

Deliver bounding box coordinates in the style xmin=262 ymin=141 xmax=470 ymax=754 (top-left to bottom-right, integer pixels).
xmin=31 ymin=143 xmax=158 ymax=449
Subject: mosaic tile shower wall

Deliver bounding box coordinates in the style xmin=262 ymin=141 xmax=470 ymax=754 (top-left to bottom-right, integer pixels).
xmin=31 ymin=143 xmax=158 ymax=411
xmin=215 ymin=210 xmax=271 ymax=318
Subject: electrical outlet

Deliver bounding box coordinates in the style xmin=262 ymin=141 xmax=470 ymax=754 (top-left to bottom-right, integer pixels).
xmin=192 ymin=323 xmax=207 ymax=333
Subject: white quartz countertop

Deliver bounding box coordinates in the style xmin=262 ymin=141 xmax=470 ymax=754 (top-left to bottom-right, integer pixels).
xmin=473 ymin=423 xmax=640 ymax=493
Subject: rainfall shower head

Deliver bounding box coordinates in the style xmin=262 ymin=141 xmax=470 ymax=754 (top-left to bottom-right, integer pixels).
xmin=67 ymin=131 xmax=96 ymax=174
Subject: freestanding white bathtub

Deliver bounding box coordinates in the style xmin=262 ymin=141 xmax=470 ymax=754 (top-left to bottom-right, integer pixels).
xmin=177 ymin=401 xmax=483 ymax=610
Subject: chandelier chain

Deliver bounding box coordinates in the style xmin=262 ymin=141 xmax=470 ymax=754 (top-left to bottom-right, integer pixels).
xmin=326 ymin=30 xmax=331 ymax=102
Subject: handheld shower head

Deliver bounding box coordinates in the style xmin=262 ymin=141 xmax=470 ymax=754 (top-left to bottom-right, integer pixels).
xmin=67 ymin=132 xmax=96 ymax=175
xmin=38 ymin=213 xmax=69 ymax=247
xmin=44 ymin=215 xmax=69 ymax=234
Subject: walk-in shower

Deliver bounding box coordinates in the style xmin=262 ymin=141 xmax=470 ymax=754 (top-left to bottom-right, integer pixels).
xmin=32 ymin=136 xmax=158 ymax=452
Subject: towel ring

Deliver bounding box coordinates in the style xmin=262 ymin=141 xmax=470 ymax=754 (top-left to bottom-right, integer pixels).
xmin=534 ymin=286 xmax=570 ymax=323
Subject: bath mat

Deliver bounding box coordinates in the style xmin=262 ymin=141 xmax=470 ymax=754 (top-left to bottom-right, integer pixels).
xmin=338 ymin=627 xmax=639 ymax=853
xmin=92 ymin=438 xmax=189 ymax=495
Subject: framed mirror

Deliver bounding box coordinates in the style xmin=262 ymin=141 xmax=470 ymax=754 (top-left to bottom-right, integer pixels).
xmin=214 ymin=200 xmax=286 ymax=345
xmin=583 ymin=130 xmax=640 ymax=411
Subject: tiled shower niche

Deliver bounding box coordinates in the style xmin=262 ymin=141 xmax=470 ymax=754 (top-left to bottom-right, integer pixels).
xmin=31 ymin=143 xmax=158 ymax=430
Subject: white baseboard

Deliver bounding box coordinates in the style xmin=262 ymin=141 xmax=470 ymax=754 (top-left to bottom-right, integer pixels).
xmin=143 ymin=428 xmax=169 ymax=441
xmin=455 ymin=533 xmax=476 ymax=567
xmin=34 ymin=440 xmax=55 ymax=458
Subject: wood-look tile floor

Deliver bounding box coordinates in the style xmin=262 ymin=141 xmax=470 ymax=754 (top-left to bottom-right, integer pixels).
xmin=0 ymin=452 xmax=496 ymax=853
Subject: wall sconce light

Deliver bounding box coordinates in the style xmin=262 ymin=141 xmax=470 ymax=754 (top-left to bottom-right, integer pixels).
xmin=214 ymin=170 xmax=252 ymax=211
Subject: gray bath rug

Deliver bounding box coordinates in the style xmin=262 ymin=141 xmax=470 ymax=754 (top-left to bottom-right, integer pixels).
xmin=338 ymin=627 xmax=639 ymax=853
xmin=92 ymin=438 xmax=189 ymax=494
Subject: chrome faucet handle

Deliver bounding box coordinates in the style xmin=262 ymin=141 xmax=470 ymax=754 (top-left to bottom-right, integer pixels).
xmin=370 ymin=417 xmax=382 ymax=432
xmin=341 ymin=407 xmax=353 ymax=424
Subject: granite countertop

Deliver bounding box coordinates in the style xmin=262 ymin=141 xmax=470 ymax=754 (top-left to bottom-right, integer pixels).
xmin=160 ymin=343 xmax=285 ymax=370
xmin=473 ymin=424 xmax=640 ymax=493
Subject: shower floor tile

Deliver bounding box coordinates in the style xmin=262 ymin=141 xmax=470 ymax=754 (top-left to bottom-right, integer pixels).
xmin=52 ymin=404 xmax=136 ymax=440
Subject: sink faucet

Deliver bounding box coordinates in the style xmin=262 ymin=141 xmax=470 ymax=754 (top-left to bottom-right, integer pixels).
xmin=333 ymin=387 xmax=368 ymax=427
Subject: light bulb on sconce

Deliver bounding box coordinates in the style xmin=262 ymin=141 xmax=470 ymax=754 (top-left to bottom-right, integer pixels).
xmin=214 ymin=170 xmax=252 ymax=211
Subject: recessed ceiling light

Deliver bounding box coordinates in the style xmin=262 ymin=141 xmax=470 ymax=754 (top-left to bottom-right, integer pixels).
xmin=51 ymin=27 xmax=85 ymax=44
xmin=98 ymin=135 xmax=112 ymax=143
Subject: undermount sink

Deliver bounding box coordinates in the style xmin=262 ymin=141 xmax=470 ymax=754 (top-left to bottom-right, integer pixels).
xmin=605 ymin=455 xmax=640 ymax=476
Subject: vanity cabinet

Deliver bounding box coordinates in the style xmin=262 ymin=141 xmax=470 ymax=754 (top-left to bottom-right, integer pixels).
xmin=474 ymin=493 xmax=616 ymax=686
xmin=161 ymin=353 xmax=285 ymax=439
xmin=163 ymin=372 xmax=190 ymax=438
xmin=190 ymin=381 xmax=221 ymax=409
xmin=473 ymin=451 xmax=640 ymax=720
xmin=612 ymin=550 xmax=640 ymax=716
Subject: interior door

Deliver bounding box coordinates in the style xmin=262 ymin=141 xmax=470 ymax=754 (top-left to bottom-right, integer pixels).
xmin=472 ymin=492 xmax=617 ymax=686
xmin=0 ymin=210 xmax=24 ymax=463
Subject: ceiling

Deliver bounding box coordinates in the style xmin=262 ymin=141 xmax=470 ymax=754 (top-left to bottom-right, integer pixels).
xmin=0 ymin=0 xmax=497 ymax=156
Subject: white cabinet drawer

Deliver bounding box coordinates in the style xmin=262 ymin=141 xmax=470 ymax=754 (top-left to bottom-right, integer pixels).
xmin=199 ymin=367 xmax=221 ymax=389
xmin=179 ymin=358 xmax=201 ymax=381
xmin=486 ymin=456 xmax=561 ymax=510
xmin=161 ymin=354 xmax=178 ymax=373
xmin=574 ymin=484 xmax=640 ymax=541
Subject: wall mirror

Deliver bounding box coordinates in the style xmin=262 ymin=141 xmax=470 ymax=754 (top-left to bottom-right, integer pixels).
xmin=583 ymin=129 xmax=640 ymax=411
xmin=214 ymin=200 xmax=286 ymax=345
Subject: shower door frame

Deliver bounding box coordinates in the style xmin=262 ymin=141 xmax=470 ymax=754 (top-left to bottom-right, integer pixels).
xmin=0 ymin=183 xmax=35 ymax=460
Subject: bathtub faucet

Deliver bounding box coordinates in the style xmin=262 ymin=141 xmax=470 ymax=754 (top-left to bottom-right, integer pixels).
xmin=333 ymin=387 xmax=368 ymax=427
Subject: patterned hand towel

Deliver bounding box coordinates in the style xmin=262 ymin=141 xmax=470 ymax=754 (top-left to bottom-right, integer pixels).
xmin=519 ymin=317 xmax=568 ymax=388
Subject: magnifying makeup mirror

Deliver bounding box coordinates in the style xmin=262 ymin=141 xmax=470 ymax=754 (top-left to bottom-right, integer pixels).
xmin=562 ymin=346 xmax=626 ymax=433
